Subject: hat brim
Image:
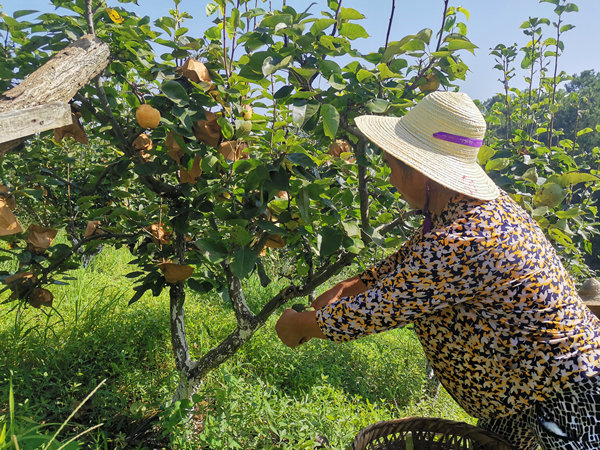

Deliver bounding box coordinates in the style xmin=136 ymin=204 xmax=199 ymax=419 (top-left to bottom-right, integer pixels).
xmin=355 ymin=115 xmax=500 ymax=201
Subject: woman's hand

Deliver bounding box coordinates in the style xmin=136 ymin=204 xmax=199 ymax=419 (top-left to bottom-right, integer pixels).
xmin=275 ymin=308 xmax=311 ymax=347
xmin=275 ymin=308 xmax=326 ymax=348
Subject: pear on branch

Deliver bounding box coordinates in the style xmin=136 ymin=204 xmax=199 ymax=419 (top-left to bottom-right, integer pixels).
xmin=84 ymin=220 xmax=104 ymax=238
xmin=29 ymin=288 xmax=54 ymax=308
xmin=193 ymin=111 xmax=221 ymax=147
xmin=219 ymin=140 xmax=249 ymax=162
xmin=0 ymin=185 xmax=16 ymax=210
xmin=5 ymin=272 xmax=37 ymax=300
xmin=54 ymin=112 xmax=88 ymax=144
xmin=0 ymin=199 xmax=22 ymax=236
xmin=177 ymin=58 xmax=212 ymax=86
xmin=25 ymin=224 xmax=58 ymax=254
xmin=145 ymin=222 xmax=170 ymax=245
xmin=133 ymin=133 xmax=153 ymax=161
xmin=165 ymin=132 xmax=185 ymax=165
xmin=158 ymin=262 xmax=195 ymax=284
xmin=179 ymin=155 xmax=203 ymax=184
xmin=136 ymin=104 xmax=161 ymax=129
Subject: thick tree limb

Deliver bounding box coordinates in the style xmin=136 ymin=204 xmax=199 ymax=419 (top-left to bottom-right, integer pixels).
xmin=0 ymin=34 xmax=109 ymax=153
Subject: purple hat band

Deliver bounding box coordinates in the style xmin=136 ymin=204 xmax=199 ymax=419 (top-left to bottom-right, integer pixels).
xmin=433 ymin=132 xmax=483 ymax=148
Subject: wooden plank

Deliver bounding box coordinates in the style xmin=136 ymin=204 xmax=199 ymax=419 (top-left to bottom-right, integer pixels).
xmin=0 ymin=102 xmax=72 ymax=144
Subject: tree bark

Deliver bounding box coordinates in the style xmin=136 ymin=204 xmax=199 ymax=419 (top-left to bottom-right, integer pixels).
xmin=0 ymin=34 xmax=110 ymax=154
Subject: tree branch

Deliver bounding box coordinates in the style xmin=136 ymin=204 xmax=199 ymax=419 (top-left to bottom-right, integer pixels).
xmin=385 ymin=0 xmax=396 ymax=50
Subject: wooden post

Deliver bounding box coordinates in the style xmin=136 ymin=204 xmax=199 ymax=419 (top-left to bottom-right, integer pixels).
xmin=0 ymin=34 xmax=110 ymax=154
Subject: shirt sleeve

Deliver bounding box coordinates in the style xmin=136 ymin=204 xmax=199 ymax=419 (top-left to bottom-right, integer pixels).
xmin=359 ymin=238 xmax=413 ymax=289
xmin=316 ymin=228 xmax=485 ymax=342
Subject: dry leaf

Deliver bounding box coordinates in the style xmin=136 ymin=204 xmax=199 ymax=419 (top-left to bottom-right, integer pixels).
xmin=158 ymin=263 xmax=194 ymax=284
xmin=0 ymin=185 xmax=16 ymax=210
xmin=177 ymin=58 xmax=212 ymax=84
xmin=0 ymin=200 xmax=22 ymax=236
xmin=29 ymin=287 xmax=54 ymax=308
xmin=193 ymin=112 xmax=221 ymax=147
xmin=54 ymin=113 xmax=88 ymax=145
xmin=145 ymin=222 xmax=170 ymax=245
xmin=26 ymin=224 xmax=58 ymax=254
xmin=84 ymin=220 xmax=103 ymax=238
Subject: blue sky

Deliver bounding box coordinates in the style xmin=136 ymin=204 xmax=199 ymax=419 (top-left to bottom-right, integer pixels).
xmin=2 ymin=0 xmax=599 ymax=101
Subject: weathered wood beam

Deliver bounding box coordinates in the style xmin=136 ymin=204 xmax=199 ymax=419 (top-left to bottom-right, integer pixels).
xmin=0 ymin=103 xmax=72 ymax=145
xmin=0 ymin=34 xmax=110 ymax=154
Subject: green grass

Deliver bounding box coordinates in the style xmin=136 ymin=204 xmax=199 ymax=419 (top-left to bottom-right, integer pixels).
xmin=0 ymin=245 xmax=471 ymax=449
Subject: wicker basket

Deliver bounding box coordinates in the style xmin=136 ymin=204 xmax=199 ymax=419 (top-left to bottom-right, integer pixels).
xmin=351 ymin=417 xmax=514 ymax=450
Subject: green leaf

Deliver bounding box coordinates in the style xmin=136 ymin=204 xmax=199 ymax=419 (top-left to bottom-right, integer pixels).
xmin=477 ymin=145 xmax=496 ymax=165
xmin=366 ymin=99 xmax=390 ymax=114
xmin=292 ymin=101 xmax=320 ymax=128
xmin=217 ymin=118 xmax=235 ymax=140
xmin=230 ymin=247 xmax=258 ymax=279
xmin=338 ymin=23 xmax=369 ymax=40
xmin=161 ymin=80 xmax=189 ymax=106
xmin=319 ymin=227 xmax=342 ymax=257
xmin=415 ymin=28 xmax=433 ymax=44
xmin=485 ymin=158 xmax=510 ymax=172
xmin=446 ymin=39 xmax=478 ymax=53
xmin=321 ymin=104 xmax=340 ymax=139
xmin=328 ymin=73 xmax=346 ymax=90
xmin=296 ymin=188 xmax=312 ymax=224
xmin=556 ymin=172 xmax=599 ymax=187
xmin=273 ymin=84 xmax=294 ymax=99
xmin=339 ymin=8 xmax=365 ymax=20
xmin=310 ymin=18 xmax=336 ymax=34
xmin=287 ymin=152 xmax=316 ymax=168
xmin=356 ymin=69 xmax=374 ymax=82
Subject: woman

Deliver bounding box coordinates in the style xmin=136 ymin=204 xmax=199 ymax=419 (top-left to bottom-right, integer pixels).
xmin=275 ymin=92 xmax=600 ymax=449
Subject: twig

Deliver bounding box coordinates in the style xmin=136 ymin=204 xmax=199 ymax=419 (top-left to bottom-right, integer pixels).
xmin=331 ymin=0 xmax=342 ymax=37
xmin=435 ymin=0 xmax=450 ymax=52
xmin=85 ymin=0 xmax=95 ymax=35
xmin=385 ymin=0 xmax=396 ymax=50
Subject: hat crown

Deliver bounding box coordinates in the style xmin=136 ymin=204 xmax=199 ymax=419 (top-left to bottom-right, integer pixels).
xmin=401 ymin=92 xmax=486 ymax=163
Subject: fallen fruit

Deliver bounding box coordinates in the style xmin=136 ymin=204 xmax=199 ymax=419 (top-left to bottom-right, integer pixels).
xmin=136 ymin=104 xmax=161 ymax=129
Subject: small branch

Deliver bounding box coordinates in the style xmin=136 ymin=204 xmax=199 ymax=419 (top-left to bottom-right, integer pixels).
xmin=85 ymin=0 xmax=95 ymax=35
xmin=331 ymin=0 xmax=342 ymax=37
xmin=435 ymin=0 xmax=450 ymax=52
xmin=384 ymin=0 xmax=396 ymax=50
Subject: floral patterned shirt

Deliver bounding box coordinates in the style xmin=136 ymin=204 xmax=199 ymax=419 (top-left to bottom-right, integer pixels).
xmin=316 ymin=190 xmax=600 ymax=419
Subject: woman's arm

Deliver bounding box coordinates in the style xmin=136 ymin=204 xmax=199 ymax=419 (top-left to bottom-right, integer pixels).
xmin=311 ymin=275 xmax=367 ymax=310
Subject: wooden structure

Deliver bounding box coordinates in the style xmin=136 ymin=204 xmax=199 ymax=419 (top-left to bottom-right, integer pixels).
xmin=0 ymin=34 xmax=110 ymax=155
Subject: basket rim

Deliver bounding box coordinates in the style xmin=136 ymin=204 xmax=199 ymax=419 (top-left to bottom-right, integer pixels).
xmin=351 ymin=416 xmax=514 ymax=450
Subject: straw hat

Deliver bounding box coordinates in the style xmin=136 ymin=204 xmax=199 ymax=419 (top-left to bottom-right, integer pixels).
xmin=355 ymin=91 xmax=500 ymax=200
